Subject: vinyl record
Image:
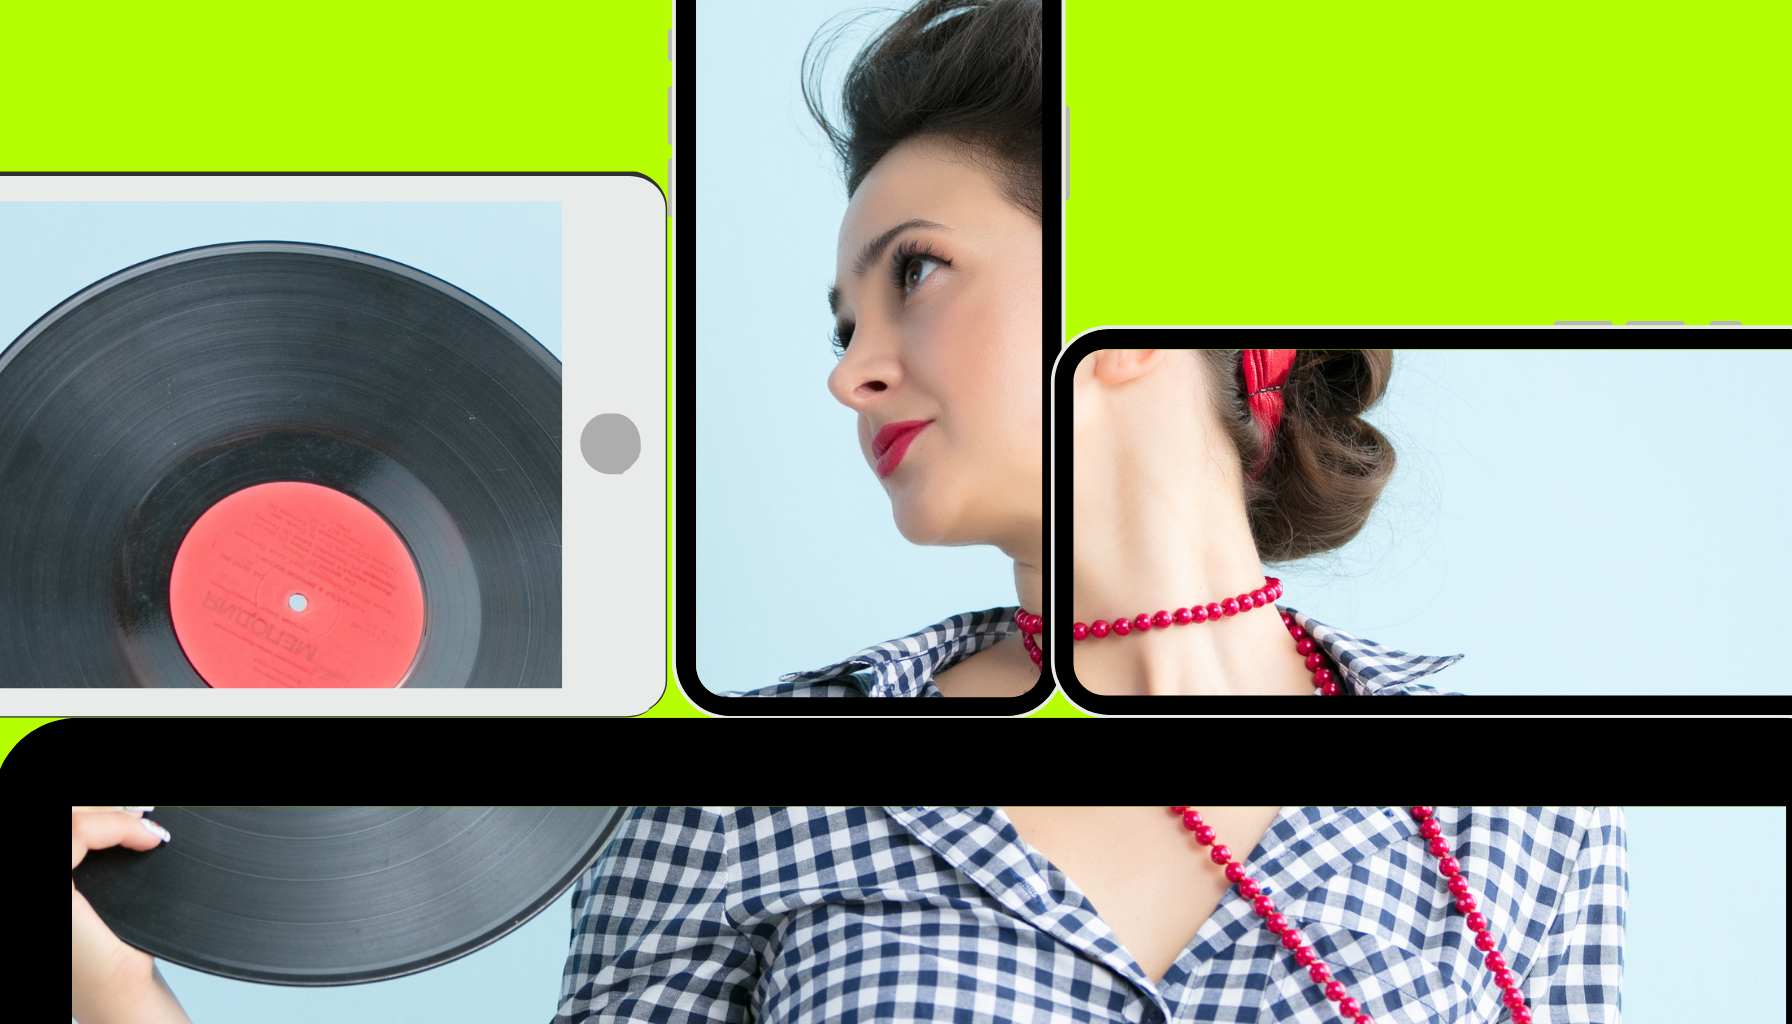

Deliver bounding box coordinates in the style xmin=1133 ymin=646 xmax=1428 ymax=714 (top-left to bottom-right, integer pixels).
xmin=0 ymin=242 xmax=561 ymax=687
xmin=73 ymin=806 xmax=623 ymax=985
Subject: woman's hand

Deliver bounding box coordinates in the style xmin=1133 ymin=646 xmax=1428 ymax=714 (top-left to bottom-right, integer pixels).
xmin=72 ymin=807 xmax=190 ymax=1023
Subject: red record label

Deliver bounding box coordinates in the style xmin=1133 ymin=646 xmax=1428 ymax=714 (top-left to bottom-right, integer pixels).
xmin=168 ymin=481 xmax=426 ymax=687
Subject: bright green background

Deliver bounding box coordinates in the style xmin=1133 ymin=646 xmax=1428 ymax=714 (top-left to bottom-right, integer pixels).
xmin=4 ymin=0 xmax=1787 ymax=744
xmin=1063 ymin=1 xmax=1788 ymax=329
xmin=1045 ymin=0 xmax=1786 ymax=716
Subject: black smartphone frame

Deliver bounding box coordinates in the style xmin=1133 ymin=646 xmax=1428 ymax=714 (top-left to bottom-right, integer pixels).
xmin=673 ymin=0 xmax=1062 ymax=714
xmin=1051 ymin=325 xmax=1792 ymax=714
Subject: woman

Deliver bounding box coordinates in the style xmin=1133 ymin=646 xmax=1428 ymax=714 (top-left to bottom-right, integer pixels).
xmin=69 ymin=805 xmax=1629 ymax=1022
xmin=744 ymin=0 xmax=1044 ymax=698
xmin=1064 ymin=348 xmax=1464 ymax=696
xmin=551 ymin=805 xmax=1628 ymax=1022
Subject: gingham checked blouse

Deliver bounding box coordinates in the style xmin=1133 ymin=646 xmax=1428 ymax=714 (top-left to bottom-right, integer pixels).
xmin=740 ymin=604 xmax=1467 ymax=696
xmin=552 ymin=805 xmax=1626 ymax=1023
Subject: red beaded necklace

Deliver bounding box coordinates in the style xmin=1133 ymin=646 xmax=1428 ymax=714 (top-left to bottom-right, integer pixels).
xmin=1172 ymin=806 xmax=1533 ymax=1024
xmin=1014 ymin=576 xmax=1347 ymax=696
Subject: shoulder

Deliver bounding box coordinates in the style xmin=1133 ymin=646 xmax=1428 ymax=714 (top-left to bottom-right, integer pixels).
xmin=579 ymin=807 xmax=921 ymax=891
xmin=1450 ymin=807 xmax=1629 ymax=968
xmin=1540 ymin=806 xmax=1628 ymax=870
xmin=585 ymin=806 xmax=910 ymax=854
xmin=739 ymin=606 xmax=1020 ymax=697
xmin=583 ymin=806 xmax=739 ymax=878
xmin=556 ymin=810 xmax=767 ymax=1018
xmin=1441 ymin=806 xmax=1628 ymax=913
xmin=573 ymin=807 xmax=754 ymax=905
xmin=1452 ymin=805 xmax=1623 ymax=844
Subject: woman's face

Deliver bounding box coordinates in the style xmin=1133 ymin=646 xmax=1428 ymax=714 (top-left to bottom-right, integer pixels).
xmin=826 ymin=134 xmax=1042 ymax=553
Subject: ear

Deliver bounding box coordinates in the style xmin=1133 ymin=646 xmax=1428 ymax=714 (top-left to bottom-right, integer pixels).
xmin=1089 ymin=349 xmax=1164 ymax=386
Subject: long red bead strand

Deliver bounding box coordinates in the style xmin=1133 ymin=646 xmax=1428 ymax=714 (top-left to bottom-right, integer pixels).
xmin=1166 ymin=806 xmax=1534 ymax=1024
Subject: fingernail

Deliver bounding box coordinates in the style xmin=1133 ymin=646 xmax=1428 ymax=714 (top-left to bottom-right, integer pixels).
xmin=141 ymin=819 xmax=171 ymax=843
xmin=124 ymin=806 xmax=155 ymax=813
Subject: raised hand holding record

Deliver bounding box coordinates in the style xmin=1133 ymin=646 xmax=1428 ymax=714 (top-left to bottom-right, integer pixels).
xmin=71 ymin=806 xmax=622 ymax=985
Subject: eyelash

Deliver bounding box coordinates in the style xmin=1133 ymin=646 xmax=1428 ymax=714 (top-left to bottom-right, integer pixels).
xmin=831 ymin=239 xmax=953 ymax=357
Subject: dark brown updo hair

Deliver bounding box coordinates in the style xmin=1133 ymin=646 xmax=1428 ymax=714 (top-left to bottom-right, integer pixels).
xmin=801 ymin=0 xmax=1042 ymax=220
xmin=1201 ymin=350 xmax=1396 ymax=563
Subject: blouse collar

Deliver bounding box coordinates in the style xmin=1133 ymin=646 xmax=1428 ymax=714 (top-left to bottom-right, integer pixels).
xmin=775 ymin=606 xmax=1020 ymax=697
xmin=1282 ymin=604 xmax=1466 ymax=695
xmin=775 ymin=603 xmax=1465 ymax=697
xmin=881 ymin=805 xmax=1423 ymax=1015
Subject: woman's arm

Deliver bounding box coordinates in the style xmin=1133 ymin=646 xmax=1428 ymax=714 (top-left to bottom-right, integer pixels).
xmin=550 ymin=807 xmax=757 ymax=1024
xmin=1527 ymin=805 xmax=1629 ymax=1022
xmin=75 ymin=959 xmax=191 ymax=1024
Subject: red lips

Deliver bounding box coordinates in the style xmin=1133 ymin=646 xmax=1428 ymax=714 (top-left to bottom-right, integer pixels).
xmin=872 ymin=419 xmax=932 ymax=478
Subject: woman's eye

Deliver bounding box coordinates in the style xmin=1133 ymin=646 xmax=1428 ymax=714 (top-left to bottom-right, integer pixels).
xmin=901 ymin=255 xmax=942 ymax=293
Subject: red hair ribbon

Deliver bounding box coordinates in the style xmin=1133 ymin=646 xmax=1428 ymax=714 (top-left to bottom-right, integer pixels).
xmin=1241 ymin=349 xmax=1298 ymax=480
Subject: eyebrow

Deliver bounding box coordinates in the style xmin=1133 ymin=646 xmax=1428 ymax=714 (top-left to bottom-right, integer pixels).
xmin=827 ymin=218 xmax=948 ymax=317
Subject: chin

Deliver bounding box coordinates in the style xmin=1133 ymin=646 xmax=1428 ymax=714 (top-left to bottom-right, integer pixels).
xmin=888 ymin=491 xmax=966 ymax=547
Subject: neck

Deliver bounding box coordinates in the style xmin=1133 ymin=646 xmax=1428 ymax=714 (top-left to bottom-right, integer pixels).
xmin=989 ymin=511 xmax=1044 ymax=619
xmin=1069 ymin=428 xmax=1313 ymax=697
xmin=927 ymin=529 xmax=1042 ymax=698
xmin=1013 ymin=557 xmax=1042 ymax=621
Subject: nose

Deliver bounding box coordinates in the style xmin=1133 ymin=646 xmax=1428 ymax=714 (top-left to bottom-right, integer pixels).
xmin=826 ymin=329 xmax=900 ymax=412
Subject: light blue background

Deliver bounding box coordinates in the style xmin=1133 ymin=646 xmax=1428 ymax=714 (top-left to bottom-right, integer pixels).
xmin=0 ymin=202 xmax=561 ymax=360
xmin=1275 ymin=347 xmax=1792 ymax=695
xmin=135 ymin=807 xmax=1789 ymax=1021
xmin=1624 ymin=806 xmax=1785 ymax=1021
xmin=695 ymin=0 xmax=1017 ymax=694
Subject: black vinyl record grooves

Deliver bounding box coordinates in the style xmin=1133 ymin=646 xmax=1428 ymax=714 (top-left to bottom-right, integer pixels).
xmin=0 ymin=242 xmax=561 ymax=687
xmin=73 ymin=807 xmax=623 ymax=985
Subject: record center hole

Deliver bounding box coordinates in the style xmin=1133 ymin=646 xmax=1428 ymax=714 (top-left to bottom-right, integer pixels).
xmin=288 ymin=593 xmax=309 ymax=613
